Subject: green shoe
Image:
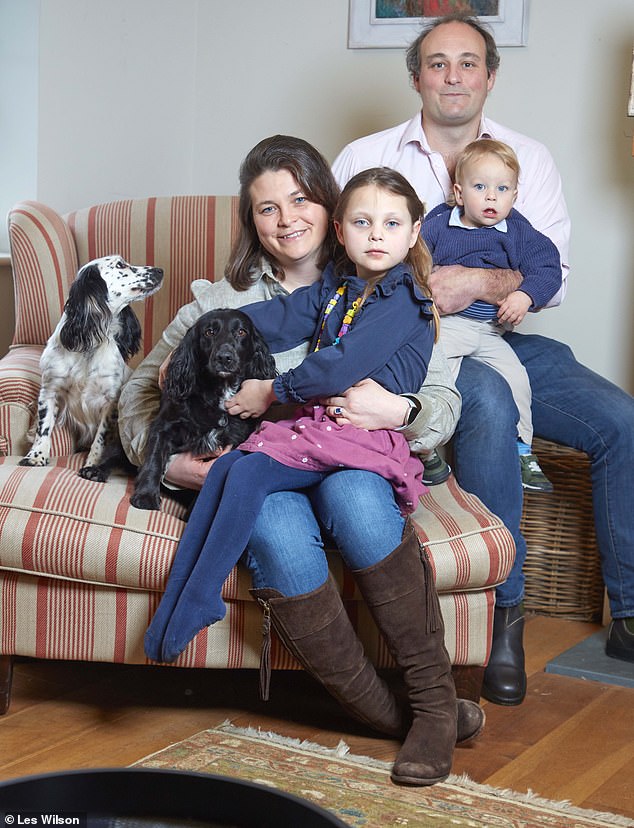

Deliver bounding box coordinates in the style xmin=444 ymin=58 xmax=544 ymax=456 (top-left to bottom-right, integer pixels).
xmin=519 ymin=454 xmax=553 ymax=493
xmin=423 ymin=450 xmax=451 ymax=486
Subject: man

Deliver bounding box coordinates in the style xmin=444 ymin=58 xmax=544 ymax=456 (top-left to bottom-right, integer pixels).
xmin=331 ymin=13 xmax=634 ymax=704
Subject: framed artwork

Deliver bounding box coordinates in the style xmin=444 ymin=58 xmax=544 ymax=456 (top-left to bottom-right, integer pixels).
xmin=348 ymin=0 xmax=529 ymax=49
xmin=629 ymin=47 xmax=634 ymax=117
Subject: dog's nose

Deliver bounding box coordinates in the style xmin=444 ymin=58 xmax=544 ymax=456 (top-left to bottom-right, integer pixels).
xmin=137 ymin=268 xmax=164 ymax=292
xmin=215 ymin=345 xmax=238 ymax=371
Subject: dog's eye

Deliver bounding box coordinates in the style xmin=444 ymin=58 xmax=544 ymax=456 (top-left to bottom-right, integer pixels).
xmin=115 ymin=260 xmax=126 ymax=269
xmin=203 ymin=328 xmax=215 ymax=338
xmin=237 ymin=328 xmax=247 ymax=338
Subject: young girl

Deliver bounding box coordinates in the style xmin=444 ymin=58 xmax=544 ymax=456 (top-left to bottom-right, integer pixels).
xmin=146 ymin=167 xmax=440 ymax=664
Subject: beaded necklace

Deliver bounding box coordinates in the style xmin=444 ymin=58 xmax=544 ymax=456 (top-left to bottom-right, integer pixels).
xmin=313 ymin=282 xmax=361 ymax=352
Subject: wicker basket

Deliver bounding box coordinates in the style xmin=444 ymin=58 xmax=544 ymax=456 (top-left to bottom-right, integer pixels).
xmin=520 ymin=437 xmax=604 ymax=622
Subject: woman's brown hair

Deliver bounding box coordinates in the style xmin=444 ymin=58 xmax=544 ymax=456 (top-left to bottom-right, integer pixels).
xmin=225 ymin=135 xmax=340 ymax=290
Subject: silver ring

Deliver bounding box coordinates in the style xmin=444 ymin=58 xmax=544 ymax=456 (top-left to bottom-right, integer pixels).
xmin=333 ymin=406 xmax=343 ymax=415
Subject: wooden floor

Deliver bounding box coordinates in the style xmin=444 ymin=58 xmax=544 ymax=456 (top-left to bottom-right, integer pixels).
xmin=1 ymin=615 xmax=633 ymax=820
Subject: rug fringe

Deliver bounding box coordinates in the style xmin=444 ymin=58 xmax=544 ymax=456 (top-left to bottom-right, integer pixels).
xmin=216 ymin=719 xmax=390 ymax=768
xmin=216 ymin=721 xmax=634 ymax=827
xmin=447 ymin=772 xmax=634 ymax=827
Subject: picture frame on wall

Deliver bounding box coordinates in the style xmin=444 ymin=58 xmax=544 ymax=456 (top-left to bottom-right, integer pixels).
xmin=348 ymin=1 xmax=530 ymax=49
xmin=629 ymin=46 xmax=634 ymax=117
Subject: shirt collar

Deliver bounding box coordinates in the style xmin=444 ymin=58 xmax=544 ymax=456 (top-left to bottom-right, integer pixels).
xmin=258 ymin=256 xmax=288 ymax=287
xmin=477 ymin=117 xmax=494 ymax=140
xmin=449 ymin=205 xmax=508 ymax=232
xmin=258 ymin=256 xmax=276 ymax=279
xmin=397 ymin=113 xmax=430 ymax=153
xmin=404 ymin=112 xmax=496 ymax=154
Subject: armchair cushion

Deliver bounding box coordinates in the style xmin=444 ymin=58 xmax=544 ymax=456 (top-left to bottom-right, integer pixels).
xmin=0 ymin=456 xmax=512 ymax=596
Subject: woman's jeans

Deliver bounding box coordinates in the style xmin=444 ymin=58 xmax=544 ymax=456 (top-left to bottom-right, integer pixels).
xmin=455 ymin=333 xmax=634 ymax=618
xmin=243 ymin=470 xmax=405 ymax=596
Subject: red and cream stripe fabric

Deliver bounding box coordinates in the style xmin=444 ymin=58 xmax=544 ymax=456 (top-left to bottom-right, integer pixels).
xmin=0 ymin=571 xmax=494 ymax=669
xmin=0 ymin=455 xmax=512 ymax=668
xmin=8 ymin=201 xmax=79 ymax=348
xmin=0 ymin=345 xmax=75 ymax=457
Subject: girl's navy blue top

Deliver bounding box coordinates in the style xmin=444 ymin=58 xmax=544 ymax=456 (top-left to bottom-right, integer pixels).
xmin=242 ymin=261 xmax=435 ymax=405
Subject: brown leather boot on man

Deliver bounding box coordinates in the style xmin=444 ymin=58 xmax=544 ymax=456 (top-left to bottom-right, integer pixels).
xmin=353 ymin=521 xmax=457 ymax=786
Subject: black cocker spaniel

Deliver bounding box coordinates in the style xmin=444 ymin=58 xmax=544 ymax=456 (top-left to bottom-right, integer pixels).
xmin=130 ymin=308 xmax=277 ymax=510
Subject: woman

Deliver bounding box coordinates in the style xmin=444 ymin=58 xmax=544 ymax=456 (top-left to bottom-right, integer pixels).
xmin=118 ymin=135 xmax=482 ymax=785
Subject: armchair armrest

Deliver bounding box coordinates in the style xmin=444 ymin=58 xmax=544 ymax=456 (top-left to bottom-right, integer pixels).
xmin=0 ymin=345 xmax=73 ymax=457
xmin=8 ymin=201 xmax=79 ymax=348
xmin=0 ymin=345 xmax=42 ymax=456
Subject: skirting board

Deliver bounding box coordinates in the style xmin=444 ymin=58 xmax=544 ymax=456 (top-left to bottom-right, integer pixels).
xmin=545 ymin=628 xmax=634 ymax=688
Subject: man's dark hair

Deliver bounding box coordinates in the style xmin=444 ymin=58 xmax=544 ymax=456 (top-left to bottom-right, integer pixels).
xmin=405 ymin=13 xmax=500 ymax=80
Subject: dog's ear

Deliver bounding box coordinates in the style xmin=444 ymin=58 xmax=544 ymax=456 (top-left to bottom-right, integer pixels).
xmin=60 ymin=263 xmax=111 ymax=352
xmin=246 ymin=325 xmax=278 ymax=380
xmin=162 ymin=326 xmax=200 ymax=400
xmin=115 ymin=306 xmax=142 ymax=361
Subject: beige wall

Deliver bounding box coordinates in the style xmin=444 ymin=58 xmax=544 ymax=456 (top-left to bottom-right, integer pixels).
xmin=9 ymin=0 xmax=634 ymax=391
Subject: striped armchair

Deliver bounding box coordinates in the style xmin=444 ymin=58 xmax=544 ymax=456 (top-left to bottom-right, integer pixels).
xmin=0 ymin=197 xmax=515 ymax=714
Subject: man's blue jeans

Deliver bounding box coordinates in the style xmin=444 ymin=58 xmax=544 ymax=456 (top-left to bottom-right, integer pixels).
xmin=455 ymin=334 xmax=634 ymax=617
xmin=242 ymin=470 xmax=405 ymax=596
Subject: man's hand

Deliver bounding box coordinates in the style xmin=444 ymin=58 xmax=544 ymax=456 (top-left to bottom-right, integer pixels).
xmin=429 ymin=265 xmax=484 ymax=314
xmin=226 ymin=379 xmax=276 ymax=418
xmin=164 ymin=447 xmax=232 ymax=490
xmin=322 ymin=378 xmax=409 ymax=430
xmin=430 ymin=264 xmax=523 ymax=315
xmin=497 ymin=290 xmax=532 ymax=327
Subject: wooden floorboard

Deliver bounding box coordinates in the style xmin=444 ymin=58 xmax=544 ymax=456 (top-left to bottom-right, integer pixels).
xmin=0 ymin=615 xmax=632 ymax=819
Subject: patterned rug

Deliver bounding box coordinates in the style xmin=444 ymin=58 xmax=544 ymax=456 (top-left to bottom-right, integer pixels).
xmin=136 ymin=723 xmax=633 ymax=827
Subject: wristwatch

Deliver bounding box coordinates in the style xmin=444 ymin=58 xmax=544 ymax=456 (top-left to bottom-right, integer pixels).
xmin=401 ymin=394 xmax=422 ymax=428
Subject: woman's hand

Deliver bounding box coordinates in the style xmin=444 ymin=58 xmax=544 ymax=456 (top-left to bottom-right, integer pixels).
xmin=164 ymin=448 xmax=232 ymax=490
xmin=226 ymin=379 xmax=276 ymax=418
xmin=323 ymin=378 xmax=410 ymax=430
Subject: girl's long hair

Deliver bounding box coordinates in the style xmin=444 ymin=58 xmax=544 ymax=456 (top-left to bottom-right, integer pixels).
xmin=333 ymin=167 xmax=439 ymax=341
xmin=225 ymin=135 xmax=340 ymax=290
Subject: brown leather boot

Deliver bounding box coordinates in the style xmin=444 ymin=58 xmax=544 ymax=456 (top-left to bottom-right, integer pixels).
xmin=251 ymin=575 xmax=404 ymax=737
xmin=353 ymin=521 xmax=457 ymax=786
xmin=251 ymin=579 xmax=485 ymax=743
